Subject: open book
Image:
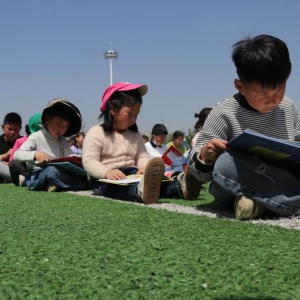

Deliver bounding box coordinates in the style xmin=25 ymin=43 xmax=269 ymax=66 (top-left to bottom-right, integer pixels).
xmin=36 ymin=156 xmax=87 ymax=176
xmin=161 ymin=145 xmax=183 ymax=166
xmin=227 ymin=129 xmax=300 ymax=166
xmin=98 ymin=171 xmax=174 ymax=186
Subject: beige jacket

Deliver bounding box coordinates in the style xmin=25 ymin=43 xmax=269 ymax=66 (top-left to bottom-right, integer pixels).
xmin=82 ymin=124 xmax=150 ymax=179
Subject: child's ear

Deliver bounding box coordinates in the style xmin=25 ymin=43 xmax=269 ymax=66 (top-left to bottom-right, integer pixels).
xmin=44 ymin=114 xmax=50 ymax=124
xmin=1 ymin=125 xmax=4 ymax=131
xmin=234 ymin=79 xmax=244 ymax=94
xmin=110 ymin=104 xmax=116 ymax=116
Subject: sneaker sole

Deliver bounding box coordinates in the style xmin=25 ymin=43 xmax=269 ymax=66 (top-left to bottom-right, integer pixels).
xmin=142 ymin=158 xmax=165 ymax=205
xmin=183 ymin=168 xmax=202 ymax=200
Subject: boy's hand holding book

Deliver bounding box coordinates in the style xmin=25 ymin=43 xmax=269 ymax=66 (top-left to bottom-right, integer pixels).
xmin=200 ymin=139 xmax=228 ymax=163
xmin=35 ymin=151 xmax=51 ymax=163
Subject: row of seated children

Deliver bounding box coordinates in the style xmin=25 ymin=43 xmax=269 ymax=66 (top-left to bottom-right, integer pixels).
xmin=0 ymin=84 xmax=186 ymax=204
xmin=2 ymin=34 xmax=300 ymax=221
xmin=83 ymin=33 xmax=300 ymax=220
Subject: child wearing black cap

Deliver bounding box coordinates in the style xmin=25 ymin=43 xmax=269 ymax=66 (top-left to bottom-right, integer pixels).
xmin=14 ymin=98 xmax=86 ymax=192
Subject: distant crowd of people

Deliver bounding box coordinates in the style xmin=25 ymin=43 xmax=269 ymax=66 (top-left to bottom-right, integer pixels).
xmin=1 ymin=34 xmax=300 ymax=220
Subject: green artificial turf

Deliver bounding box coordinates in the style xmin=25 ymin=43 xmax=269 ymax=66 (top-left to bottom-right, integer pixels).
xmin=0 ymin=184 xmax=299 ymax=299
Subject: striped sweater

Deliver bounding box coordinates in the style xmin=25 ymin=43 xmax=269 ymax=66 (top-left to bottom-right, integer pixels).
xmin=188 ymin=93 xmax=300 ymax=182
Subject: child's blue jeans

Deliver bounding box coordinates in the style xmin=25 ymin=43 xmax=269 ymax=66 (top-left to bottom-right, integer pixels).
xmin=210 ymin=150 xmax=300 ymax=216
xmin=26 ymin=166 xmax=86 ymax=191
xmin=90 ymin=167 xmax=183 ymax=202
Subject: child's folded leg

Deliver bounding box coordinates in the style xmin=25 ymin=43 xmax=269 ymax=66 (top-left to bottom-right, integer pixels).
xmin=211 ymin=150 xmax=300 ymax=216
xmin=26 ymin=166 xmax=88 ymax=192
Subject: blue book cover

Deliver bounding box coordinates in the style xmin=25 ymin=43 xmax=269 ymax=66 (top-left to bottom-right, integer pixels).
xmin=227 ymin=129 xmax=300 ymax=166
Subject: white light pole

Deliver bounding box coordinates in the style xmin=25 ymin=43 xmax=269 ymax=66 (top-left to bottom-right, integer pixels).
xmin=103 ymin=42 xmax=118 ymax=85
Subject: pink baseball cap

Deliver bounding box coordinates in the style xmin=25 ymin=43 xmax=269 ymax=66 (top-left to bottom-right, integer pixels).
xmin=100 ymin=82 xmax=148 ymax=112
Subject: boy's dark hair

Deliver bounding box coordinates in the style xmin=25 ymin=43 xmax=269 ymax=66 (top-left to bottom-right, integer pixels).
xmin=151 ymin=124 xmax=168 ymax=135
xmin=194 ymin=107 xmax=212 ymax=131
xmin=3 ymin=112 xmax=22 ymax=126
xmin=142 ymin=134 xmax=149 ymax=141
xmin=232 ymin=34 xmax=291 ymax=89
xmin=45 ymin=107 xmax=73 ymax=123
xmin=99 ymin=90 xmax=142 ymax=133
xmin=172 ymin=131 xmax=184 ymax=139
xmin=42 ymin=99 xmax=82 ymax=137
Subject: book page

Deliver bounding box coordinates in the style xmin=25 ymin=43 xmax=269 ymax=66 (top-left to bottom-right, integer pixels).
xmin=98 ymin=172 xmax=172 ymax=185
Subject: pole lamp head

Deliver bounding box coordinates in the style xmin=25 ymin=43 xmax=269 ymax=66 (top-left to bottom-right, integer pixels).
xmin=103 ymin=50 xmax=118 ymax=59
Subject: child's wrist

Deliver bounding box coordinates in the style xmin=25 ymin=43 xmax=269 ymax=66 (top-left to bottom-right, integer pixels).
xmin=197 ymin=148 xmax=213 ymax=165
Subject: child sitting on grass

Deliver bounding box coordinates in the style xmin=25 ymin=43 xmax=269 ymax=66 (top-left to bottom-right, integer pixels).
xmin=0 ymin=112 xmax=22 ymax=182
xmin=14 ymin=99 xmax=86 ymax=192
xmin=70 ymin=131 xmax=85 ymax=155
xmin=184 ymin=34 xmax=300 ymax=220
xmin=144 ymin=124 xmax=168 ymax=158
xmin=9 ymin=113 xmax=42 ymax=186
xmin=82 ymin=82 xmax=185 ymax=204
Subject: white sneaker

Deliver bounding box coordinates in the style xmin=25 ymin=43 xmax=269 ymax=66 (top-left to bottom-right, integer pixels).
xmin=19 ymin=175 xmax=26 ymax=187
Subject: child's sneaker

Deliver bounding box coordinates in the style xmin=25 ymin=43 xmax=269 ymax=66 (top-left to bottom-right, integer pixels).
xmin=249 ymin=200 xmax=266 ymax=219
xmin=47 ymin=183 xmax=58 ymax=192
xmin=138 ymin=157 xmax=165 ymax=204
xmin=235 ymin=195 xmax=266 ymax=220
xmin=177 ymin=168 xmax=202 ymax=200
xmin=19 ymin=175 xmax=26 ymax=187
xmin=235 ymin=196 xmax=254 ymax=220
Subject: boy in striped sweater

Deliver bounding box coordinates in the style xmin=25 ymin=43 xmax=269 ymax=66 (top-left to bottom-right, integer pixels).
xmin=182 ymin=34 xmax=300 ymax=220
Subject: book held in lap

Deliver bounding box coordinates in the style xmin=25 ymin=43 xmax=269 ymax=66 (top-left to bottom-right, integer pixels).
xmin=227 ymin=129 xmax=300 ymax=166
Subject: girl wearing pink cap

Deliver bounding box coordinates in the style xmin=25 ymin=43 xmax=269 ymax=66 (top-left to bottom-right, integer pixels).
xmin=82 ymin=82 xmax=185 ymax=204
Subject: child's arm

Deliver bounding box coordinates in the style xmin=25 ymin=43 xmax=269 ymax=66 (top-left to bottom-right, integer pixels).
xmin=82 ymin=126 xmax=113 ymax=179
xmin=14 ymin=135 xmax=38 ymax=162
xmin=0 ymin=149 xmax=12 ymax=163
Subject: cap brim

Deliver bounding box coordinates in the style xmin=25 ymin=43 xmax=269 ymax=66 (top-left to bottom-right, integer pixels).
xmin=118 ymin=84 xmax=148 ymax=96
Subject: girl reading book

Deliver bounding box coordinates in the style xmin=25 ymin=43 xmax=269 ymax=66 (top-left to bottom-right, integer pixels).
xmin=82 ymin=82 xmax=186 ymax=204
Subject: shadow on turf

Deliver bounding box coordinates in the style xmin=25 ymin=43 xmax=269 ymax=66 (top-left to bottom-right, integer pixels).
xmin=195 ymin=200 xmax=234 ymax=219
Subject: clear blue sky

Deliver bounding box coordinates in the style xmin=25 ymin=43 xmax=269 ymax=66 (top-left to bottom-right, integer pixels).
xmin=2 ymin=0 xmax=300 ymax=136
